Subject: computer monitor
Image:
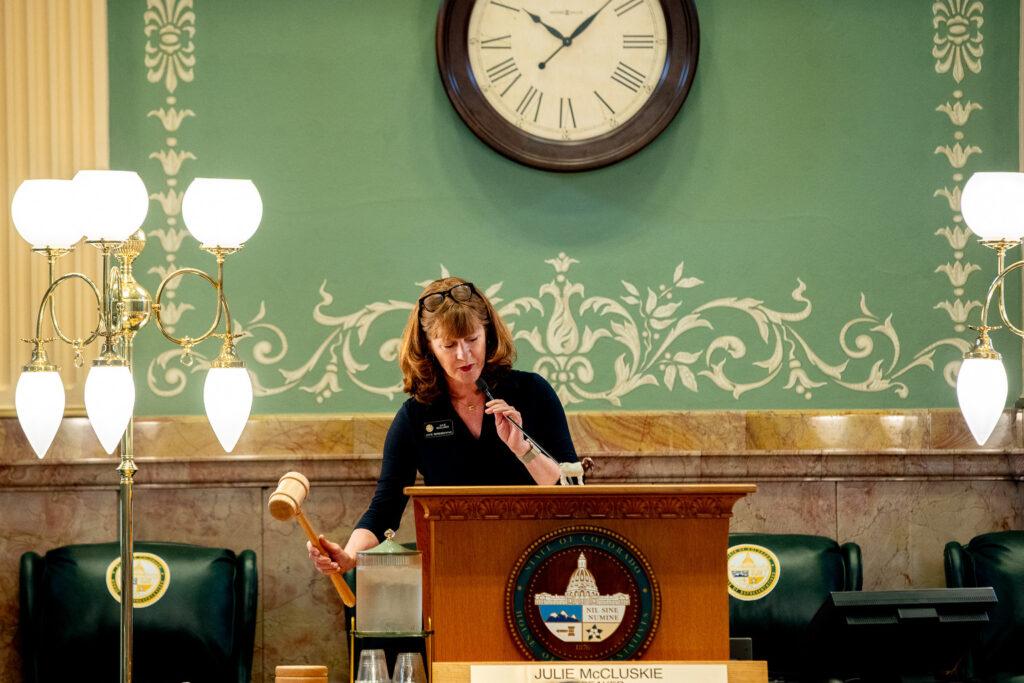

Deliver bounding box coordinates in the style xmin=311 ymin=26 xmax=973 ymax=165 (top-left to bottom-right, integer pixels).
xmin=816 ymin=587 xmax=997 ymax=681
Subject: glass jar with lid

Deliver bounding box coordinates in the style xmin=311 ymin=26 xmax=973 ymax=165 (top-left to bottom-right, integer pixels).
xmin=355 ymin=529 xmax=422 ymax=633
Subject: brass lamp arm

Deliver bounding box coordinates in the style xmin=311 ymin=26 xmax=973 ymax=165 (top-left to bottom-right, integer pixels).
xmin=152 ymin=266 xmax=224 ymax=347
xmin=32 ymin=272 xmax=104 ymax=349
xmin=981 ymin=258 xmax=1024 ymax=337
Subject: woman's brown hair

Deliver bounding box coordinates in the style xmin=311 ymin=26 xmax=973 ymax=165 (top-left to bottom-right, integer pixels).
xmin=399 ymin=277 xmax=516 ymax=403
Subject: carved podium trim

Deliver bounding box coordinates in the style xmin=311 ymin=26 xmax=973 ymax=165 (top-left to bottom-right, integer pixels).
xmin=412 ymin=485 xmax=752 ymax=521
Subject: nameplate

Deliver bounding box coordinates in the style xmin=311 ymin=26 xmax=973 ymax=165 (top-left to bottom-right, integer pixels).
xmin=470 ymin=664 xmax=727 ymax=683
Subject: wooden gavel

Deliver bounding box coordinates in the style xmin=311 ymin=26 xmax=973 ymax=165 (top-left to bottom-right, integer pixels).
xmin=269 ymin=471 xmax=356 ymax=607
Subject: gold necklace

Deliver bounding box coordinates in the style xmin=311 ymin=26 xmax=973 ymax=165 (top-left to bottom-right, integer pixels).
xmin=453 ymin=395 xmax=481 ymax=412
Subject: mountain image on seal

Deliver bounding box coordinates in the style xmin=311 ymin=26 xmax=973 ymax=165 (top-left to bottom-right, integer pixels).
xmin=545 ymin=610 xmax=580 ymax=622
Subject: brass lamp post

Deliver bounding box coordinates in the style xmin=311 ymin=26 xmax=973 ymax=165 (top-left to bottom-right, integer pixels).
xmin=954 ymin=172 xmax=1024 ymax=445
xmin=10 ymin=171 xmax=262 ymax=683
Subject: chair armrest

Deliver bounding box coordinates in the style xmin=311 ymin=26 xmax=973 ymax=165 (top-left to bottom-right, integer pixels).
xmin=841 ymin=542 xmax=863 ymax=591
xmin=233 ymin=549 xmax=259 ymax=683
xmin=944 ymin=541 xmax=971 ymax=588
xmin=19 ymin=551 xmax=43 ymax=683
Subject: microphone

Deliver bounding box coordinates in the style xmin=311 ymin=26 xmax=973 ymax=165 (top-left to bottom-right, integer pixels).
xmin=476 ymin=377 xmax=558 ymax=463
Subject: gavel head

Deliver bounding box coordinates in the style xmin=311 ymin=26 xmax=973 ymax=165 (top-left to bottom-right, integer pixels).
xmin=269 ymin=471 xmax=310 ymax=521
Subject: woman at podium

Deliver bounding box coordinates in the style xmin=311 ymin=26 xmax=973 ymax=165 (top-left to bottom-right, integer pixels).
xmin=308 ymin=276 xmax=578 ymax=574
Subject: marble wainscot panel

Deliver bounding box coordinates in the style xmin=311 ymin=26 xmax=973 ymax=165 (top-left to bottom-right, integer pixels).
xmin=1 ymin=409 xmax=1024 ymax=682
xmin=837 ymin=481 xmax=1024 ymax=590
xmin=730 ymin=481 xmax=838 ymax=538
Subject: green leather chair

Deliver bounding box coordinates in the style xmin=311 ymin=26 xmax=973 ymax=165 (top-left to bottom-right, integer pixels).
xmin=945 ymin=530 xmax=1024 ymax=682
xmin=728 ymin=533 xmax=862 ymax=681
xmin=20 ymin=541 xmax=257 ymax=683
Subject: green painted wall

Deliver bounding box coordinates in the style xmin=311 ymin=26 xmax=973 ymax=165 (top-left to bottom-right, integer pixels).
xmin=108 ymin=1 xmax=1020 ymax=415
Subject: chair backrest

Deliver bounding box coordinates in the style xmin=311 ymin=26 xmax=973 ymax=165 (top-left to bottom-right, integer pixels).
xmin=20 ymin=541 xmax=257 ymax=683
xmin=945 ymin=530 xmax=1024 ymax=676
xmin=728 ymin=533 xmax=862 ymax=678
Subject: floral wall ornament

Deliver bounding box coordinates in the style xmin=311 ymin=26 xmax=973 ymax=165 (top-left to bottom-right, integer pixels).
xmin=148 ymin=149 xmax=196 ymax=176
xmin=935 ymin=261 xmax=982 ymax=289
xmin=141 ymin=0 xmax=198 ymax=339
xmin=149 ymin=188 xmax=184 ymax=216
xmin=932 ymin=0 xmax=984 ymax=83
xmin=933 ymin=186 xmax=962 ymax=213
xmin=934 ymin=226 xmax=972 ymax=251
xmin=935 ymin=299 xmax=982 ymax=331
xmin=936 ymin=100 xmax=983 ymax=126
xmin=144 ymin=0 xmax=196 ymax=93
xmin=147 ymin=302 xmax=288 ymax=398
xmin=148 ymin=255 xmax=971 ymax=405
xmin=147 ymin=106 xmax=196 ymax=131
xmin=931 ymin=1 xmax=984 ymax=338
xmin=934 ymin=142 xmax=982 ymax=168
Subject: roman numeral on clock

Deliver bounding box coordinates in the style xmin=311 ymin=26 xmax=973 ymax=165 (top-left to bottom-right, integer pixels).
xmin=614 ymin=0 xmax=644 ymax=17
xmin=481 ymin=34 xmax=512 ymax=49
xmin=559 ymin=97 xmax=577 ymax=128
xmin=594 ymin=90 xmax=615 ymax=114
xmin=623 ymin=34 xmax=655 ymax=49
xmin=516 ymin=86 xmax=543 ymax=122
xmin=611 ymin=62 xmax=645 ymax=92
xmin=487 ymin=57 xmax=519 ymax=83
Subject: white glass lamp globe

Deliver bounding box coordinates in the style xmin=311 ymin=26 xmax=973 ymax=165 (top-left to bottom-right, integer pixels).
xmin=73 ymin=170 xmax=149 ymax=242
xmin=15 ymin=371 xmax=65 ymax=458
xmin=204 ymin=367 xmax=253 ymax=452
xmin=956 ymin=357 xmax=1008 ymax=445
xmin=11 ymin=179 xmax=83 ymax=249
xmin=84 ymin=364 xmax=136 ymax=454
xmin=960 ymin=172 xmax=1024 ymax=241
xmin=182 ymin=178 xmax=262 ymax=249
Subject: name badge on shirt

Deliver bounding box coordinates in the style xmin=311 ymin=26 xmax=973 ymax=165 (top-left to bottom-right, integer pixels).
xmin=424 ymin=419 xmax=455 ymax=439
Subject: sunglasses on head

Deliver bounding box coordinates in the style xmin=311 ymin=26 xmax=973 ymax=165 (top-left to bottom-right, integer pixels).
xmin=418 ymin=282 xmax=478 ymax=313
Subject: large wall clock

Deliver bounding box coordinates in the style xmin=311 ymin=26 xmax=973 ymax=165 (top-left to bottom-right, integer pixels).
xmin=436 ymin=0 xmax=699 ymax=172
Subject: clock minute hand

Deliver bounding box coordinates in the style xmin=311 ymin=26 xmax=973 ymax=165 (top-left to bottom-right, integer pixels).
xmin=568 ymin=0 xmax=613 ymax=41
xmin=524 ymin=9 xmax=568 ymax=41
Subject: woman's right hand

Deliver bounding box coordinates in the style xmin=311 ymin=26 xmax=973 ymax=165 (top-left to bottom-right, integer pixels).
xmin=307 ymin=534 xmax=356 ymax=575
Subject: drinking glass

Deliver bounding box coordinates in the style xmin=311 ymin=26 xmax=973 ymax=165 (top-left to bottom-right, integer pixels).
xmin=356 ymin=648 xmax=390 ymax=683
xmin=393 ymin=652 xmax=427 ymax=683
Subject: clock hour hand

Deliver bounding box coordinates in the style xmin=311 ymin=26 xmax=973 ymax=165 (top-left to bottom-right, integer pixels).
xmin=568 ymin=0 xmax=613 ymax=41
xmin=524 ymin=9 xmax=568 ymax=42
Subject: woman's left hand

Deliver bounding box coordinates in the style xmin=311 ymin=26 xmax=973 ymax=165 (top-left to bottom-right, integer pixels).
xmin=485 ymin=398 xmax=529 ymax=456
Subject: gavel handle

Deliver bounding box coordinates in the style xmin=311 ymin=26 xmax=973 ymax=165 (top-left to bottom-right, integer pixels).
xmin=295 ymin=509 xmax=357 ymax=607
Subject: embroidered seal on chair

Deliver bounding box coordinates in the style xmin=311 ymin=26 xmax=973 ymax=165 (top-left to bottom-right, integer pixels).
xmin=727 ymin=544 xmax=781 ymax=601
xmin=106 ymin=552 xmax=171 ymax=608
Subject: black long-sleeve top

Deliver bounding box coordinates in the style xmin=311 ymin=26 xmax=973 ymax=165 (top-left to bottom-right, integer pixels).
xmin=356 ymin=370 xmax=578 ymax=540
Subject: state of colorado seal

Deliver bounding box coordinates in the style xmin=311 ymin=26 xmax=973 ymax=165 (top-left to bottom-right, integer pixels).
xmin=106 ymin=552 xmax=171 ymax=608
xmin=726 ymin=544 xmax=780 ymax=601
xmin=506 ymin=526 xmax=660 ymax=660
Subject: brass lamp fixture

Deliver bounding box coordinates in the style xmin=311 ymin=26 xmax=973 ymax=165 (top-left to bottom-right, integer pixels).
xmin=10 ymin=171 xmax=262 ymax=683
xmin=955 ymin=171 xmax=1024 ymax=445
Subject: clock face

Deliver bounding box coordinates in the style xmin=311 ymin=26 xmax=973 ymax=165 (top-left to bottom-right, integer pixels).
xmin=437 ymin=0 xmax=699 ymax=171
xmin=466 ymin=1 xmax=669 ymax=142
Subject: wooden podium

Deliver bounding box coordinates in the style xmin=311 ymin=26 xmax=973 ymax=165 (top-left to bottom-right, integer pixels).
xmin=407 ymin=484 xmax=756 ymax=664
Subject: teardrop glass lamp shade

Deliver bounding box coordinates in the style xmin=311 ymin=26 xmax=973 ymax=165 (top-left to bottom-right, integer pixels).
xmin=15 ymin=371 xmax=65 ymax=458
xmin=956 ymin=357 xmax=1008 ymax=445
xmin=84 ymin=365 xmax=136 ymax=454
xmin=204 ymin=367 xmax=253 ymax=452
